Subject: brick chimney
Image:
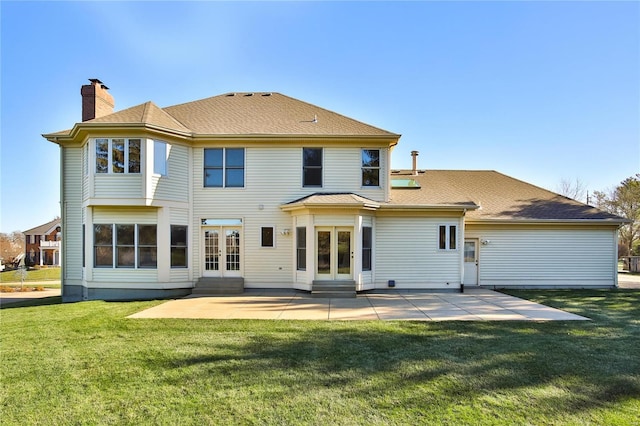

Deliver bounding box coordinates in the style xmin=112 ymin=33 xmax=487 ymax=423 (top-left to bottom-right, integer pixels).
xmin=81 ymin=79 xmax=114 ymax=122
xmin=411 ymin=150 xmax=419 ymax=176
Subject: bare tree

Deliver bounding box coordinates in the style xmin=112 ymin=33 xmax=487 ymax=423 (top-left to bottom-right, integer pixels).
xmin=556 ymin=177 xmax=587 ymax=203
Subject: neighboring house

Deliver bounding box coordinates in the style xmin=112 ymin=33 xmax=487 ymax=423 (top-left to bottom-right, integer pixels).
xmin=43 ymin=79 xmax=626 ymax=302
xmin=23 ymin=218 xmax=62 ymax=267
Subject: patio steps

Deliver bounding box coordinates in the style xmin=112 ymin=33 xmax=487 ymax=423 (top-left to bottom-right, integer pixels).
xmin=311 ymin=280 xmax=356 ymax=298
xmin=192 ymin=277 xmax=244 ymax=295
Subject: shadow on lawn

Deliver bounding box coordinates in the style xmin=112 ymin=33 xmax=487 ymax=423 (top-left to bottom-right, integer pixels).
xmin=0 ymin=296 xmax=62 ymax=309
xmin=157 ymin=290 xmax=640 ymax=420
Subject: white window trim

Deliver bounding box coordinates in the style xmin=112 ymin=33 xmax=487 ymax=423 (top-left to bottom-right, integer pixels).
xmin=260 ymin=226 xmax=276 ymax=249
xmin=153 ymin=140 xmax=168 ymax=176
xmin=94 ymin=223 xmax=157 ymax=269
xmin=361 ymin=148 xmax=381 ymax=188
xmin=94 ymin=138 xmax=142 ymax=175
xmin=203 ymin=148 xmax=246 ymax=188
xmin=438 ymin=224 xmax=458 ymax=251
xmin=302 ymin=147 xmax=323 ymax=188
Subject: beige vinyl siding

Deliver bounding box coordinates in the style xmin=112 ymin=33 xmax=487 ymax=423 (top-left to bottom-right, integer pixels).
xmin=82 ymin=144 xmax=89 ymax=200
xmin=324 ymin=147 xmax=386 ymax=201
xmin=62 ymin=147 xmax=83 ymax=281
xmin=92 ymin=207 xmax=158 ymax=223
xmin=375 ymin=217 xmax=461 ymax=289
xmin=192 ymin=145 xmax=388 ymax=287
xmin=92 ymin=269 xmax=157 ymax=283
xmin=465 ymin=224 xmax=618 ymax=287
xmin=170 ymin=208 xmax=189 ymax=224
xmin=149 ymin=143 xmax=189 ymax=202
xmin=191 ymin=144 xmax=389 ymax=287
xmin=94 ymin=175 xmax=143 ymax=198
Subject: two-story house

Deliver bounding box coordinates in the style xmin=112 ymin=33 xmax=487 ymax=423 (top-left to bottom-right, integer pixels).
xmin=44 ymin=79 xmax=625 ymax=302
xmin=23 ymin=218 xmax=62 ymax=267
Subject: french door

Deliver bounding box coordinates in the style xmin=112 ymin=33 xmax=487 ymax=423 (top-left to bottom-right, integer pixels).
xmin=202 ymin=227 xmax=241 ymax=277
xmin=316 ymin=227 xmax=353 ymax=280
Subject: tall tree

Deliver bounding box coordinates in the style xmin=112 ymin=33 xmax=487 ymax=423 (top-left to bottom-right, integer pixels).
xmin=593 ymin=174 xmax=640 ymax=256
xmin=556 ymin=177 xmax=587 ymax=202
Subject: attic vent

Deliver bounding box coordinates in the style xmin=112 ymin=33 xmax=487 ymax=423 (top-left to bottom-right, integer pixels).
xmin=261 ymin=93 xmax=272 ymax=96
xmin=245 ymin=93 xmax=254 ymax=97
xmin=391 ymin=179 xmax=421 ymax=189
xmin=226 ymin=93 xmax=235 ymax=97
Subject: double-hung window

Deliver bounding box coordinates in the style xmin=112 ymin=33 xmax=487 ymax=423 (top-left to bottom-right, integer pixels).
xmin=438 ymin=225 xmax=457 ymax=251
xmin=362 ymin=149 xmax=380 ymax=187
xmin=303 ymin=148 xmax=322 ymax=187
xmin=170 ymin=225 xmax=188 ymax=268
xmin=96 ymin=138 xmax=141 ymax=174
xmin=204 ymin=148 xmax=245 ymax=187
xmin=94 ymin=224 xmax=157 ymax=268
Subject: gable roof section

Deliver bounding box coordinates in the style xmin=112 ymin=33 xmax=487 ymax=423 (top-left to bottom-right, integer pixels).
xmin=44 ymin=92 xmax=400 ymax=141
xmin=23 ymin=218 xmax=61 ymax=235
xmin=88 ymin=101 xmax=191 ymax=133
xmin=390 ymin=170 xmax=625 ymax=223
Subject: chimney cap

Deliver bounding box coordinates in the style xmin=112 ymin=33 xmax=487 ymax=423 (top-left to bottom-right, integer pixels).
xmin=88 ymin=78 xmax=109 ymax=90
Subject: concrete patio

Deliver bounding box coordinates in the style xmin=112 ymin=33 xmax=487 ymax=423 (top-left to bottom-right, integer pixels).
xmin=129 ymin=288 xmax=589 ymax=321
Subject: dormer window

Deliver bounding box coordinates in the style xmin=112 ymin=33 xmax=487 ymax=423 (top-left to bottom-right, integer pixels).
xmin=95 ymin=138 xmax=141 ymax=174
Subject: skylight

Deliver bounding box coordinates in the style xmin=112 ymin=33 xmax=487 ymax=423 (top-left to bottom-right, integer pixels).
xmin=391 ymin=179 xmax=421 ymax=189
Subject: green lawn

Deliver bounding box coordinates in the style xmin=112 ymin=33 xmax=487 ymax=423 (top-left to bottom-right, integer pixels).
xmin=0 ymin=268 xmax=60 ymax=285
xmin=1 ymin=290 xmax=639 ymax=425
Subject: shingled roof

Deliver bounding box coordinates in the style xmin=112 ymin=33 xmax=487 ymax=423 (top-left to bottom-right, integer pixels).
xmin=389 ymin=170 xmax=625 ymax=222
xmin=45 ymin=92 xmax=399 ymax=139
xmin=23 ymin=218 xmax=61 ymax=235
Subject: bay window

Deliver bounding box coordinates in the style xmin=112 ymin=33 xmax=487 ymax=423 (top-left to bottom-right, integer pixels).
xmin=95 ymin=138 xmax=141 ymax=174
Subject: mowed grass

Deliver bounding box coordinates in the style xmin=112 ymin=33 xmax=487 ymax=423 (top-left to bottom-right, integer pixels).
xmin=1 ymin=290 xmax=639 ymax=425
xmin=0 ymin=268 xmax=61 ymax=283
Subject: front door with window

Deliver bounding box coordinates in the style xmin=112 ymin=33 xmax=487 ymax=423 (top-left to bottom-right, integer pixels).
xmin=316 ymin=227 xmax=353 ymax=280
xmin=463 ymin=239 xmax=478 ymax=285
xmin=203 ymin=227 xmax=242 ymax=277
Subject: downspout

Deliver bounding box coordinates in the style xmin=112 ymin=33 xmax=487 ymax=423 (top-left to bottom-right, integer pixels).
xmin=614 ymin=224 xmax=620 ymax=288
xmin=460 ymin=209 xmax=466 ymax=293
xmin=58 ymin=141 xmax=65 ymax=300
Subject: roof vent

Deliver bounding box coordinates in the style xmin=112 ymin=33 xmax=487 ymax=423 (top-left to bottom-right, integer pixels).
xmin=245 ymin=93 xmax=253 ymax=97
xmin=261 ymin=93 xmax=272 ymax=97
xmin=226 ymin=93 xmax=235 ymax=97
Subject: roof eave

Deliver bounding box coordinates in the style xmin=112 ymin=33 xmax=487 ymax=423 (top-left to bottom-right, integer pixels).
xmin=191 ymin=133 xmax=400 ymax=141
xmin=281 ymin=202 xmax=381 ymax=212
xmin=44 ymin=122 xmax=193 ymax=144
xmin=465 ymin=218 xmax=629 ymax=225
xmin=380 ymin=203 xmax=479 ymax=211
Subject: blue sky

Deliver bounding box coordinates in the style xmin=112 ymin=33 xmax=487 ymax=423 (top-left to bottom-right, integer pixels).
xmin=1 ymin=1 xmax=638 ymax=233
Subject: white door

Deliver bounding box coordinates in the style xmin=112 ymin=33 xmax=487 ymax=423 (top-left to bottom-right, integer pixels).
xmin=203 ymin=227 xmax=242 ymax=277
xmin=463 ymin=239 xmax=478 ymax=285
xmin=316 ymin=227 xmax=353 ymax=280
